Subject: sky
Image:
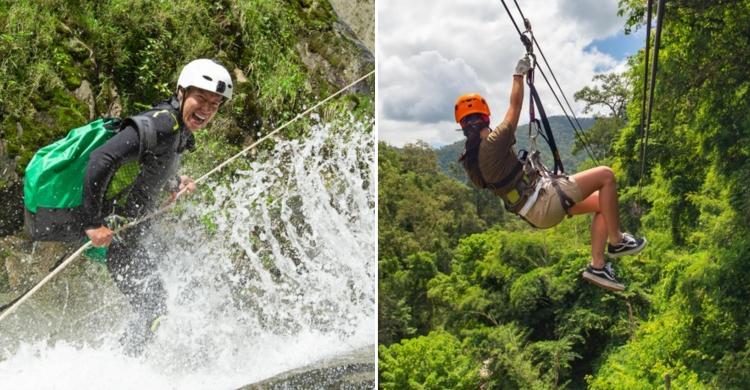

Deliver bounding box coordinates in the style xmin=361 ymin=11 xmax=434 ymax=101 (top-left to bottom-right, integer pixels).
xmin=377 ymin=0 xmax=645 ymax=147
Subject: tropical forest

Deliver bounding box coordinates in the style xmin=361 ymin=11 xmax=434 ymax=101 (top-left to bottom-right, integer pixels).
xmin=379 ymin=0 xmax=750 ymax=388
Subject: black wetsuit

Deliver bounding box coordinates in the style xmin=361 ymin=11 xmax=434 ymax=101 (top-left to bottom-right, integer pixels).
xmin=82 ymin=96 xmax=194 ymax=354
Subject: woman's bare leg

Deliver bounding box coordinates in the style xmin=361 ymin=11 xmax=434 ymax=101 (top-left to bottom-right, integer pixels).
xmin=569 ymin=191 xmax=600 ymax=214
xmin=568 ymin=192 xmax=608 ymax=267
xmin=569 ymin=167 xmax=622 ymax=244
xmin=590 ymin=213 xmax=608 ymax=267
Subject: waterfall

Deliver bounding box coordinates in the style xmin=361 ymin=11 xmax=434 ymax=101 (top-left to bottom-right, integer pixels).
xmin=0 ymin=116 xmax=375 ymax=389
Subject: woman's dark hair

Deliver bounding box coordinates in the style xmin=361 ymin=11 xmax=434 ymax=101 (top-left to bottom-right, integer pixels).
xmin=458 ymin=114 xmax=489 ymax=188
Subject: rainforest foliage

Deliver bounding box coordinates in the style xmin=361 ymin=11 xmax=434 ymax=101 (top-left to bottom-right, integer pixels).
xmin=379 ymin=0 xmax=750 ymax=388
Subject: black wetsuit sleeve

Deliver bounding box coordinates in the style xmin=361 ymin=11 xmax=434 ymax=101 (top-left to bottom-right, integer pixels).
xmin=82 ymin=126 xmax=140 ymax=229
xmin=163 ymin=175 xmax=181 ymax=193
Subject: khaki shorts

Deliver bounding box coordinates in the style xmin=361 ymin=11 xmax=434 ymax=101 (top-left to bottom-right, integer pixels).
xmin=521 ymin=176 xmax=583 ymax=229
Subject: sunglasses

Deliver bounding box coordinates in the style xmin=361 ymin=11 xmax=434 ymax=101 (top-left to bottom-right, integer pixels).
xmin=459 ymin=113 xmax=490 ymax=132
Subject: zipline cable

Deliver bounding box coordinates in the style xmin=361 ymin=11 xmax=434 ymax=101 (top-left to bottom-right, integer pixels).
xmin=638 ymin=0 xmax=666 ymax=192
xmin=638 ymin=0 xmax=654 ymax=164
xmin=533 ymin=61 xmax=600 ymax=167
xmin=499 ymin=0 xmax=525 ymax=37
xmin=636 ymin=0 xmax=654 ymax=202
xmin=498 ymin=0 xmax=600 ymax=166
xmin=0 ymin=70 xmax=375 ymax=324
xmin=532 ymin=40 xmax=599 ymax=165
xmin=511 ymin=0 xmax=600 ymax=166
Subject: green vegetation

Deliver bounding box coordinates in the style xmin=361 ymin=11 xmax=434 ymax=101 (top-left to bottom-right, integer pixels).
xmin=379 ymin=141 xmax=506 ymax=343
xmin=380 ymin=1 xmax=750 ymax=388
xmin=379 ymin=331 xmax=480 ymax=389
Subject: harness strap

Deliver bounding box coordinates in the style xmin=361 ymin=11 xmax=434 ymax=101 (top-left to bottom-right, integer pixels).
xmin=550 ymin=178 xmax=576 ymax=216
xmin=518 ymin=178 xmax=544 ymax=217
xmin=523 ymin=151 xmax=576 ymax=219
xmin=529 ymin=83 xmax=564 ymax=175
xmin=484 ymin=160 xmax=523 ymax=190
xmin=104 ymin=115 xmax=159 ymax=207
xmin=126 ymin=115 xmax=158 ymax=159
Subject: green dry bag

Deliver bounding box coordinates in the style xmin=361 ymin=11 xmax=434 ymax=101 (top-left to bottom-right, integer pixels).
xmin=24 ymin=118 xmax=121 ymax=241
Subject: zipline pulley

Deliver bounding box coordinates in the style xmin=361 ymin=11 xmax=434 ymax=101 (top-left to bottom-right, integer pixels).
xmin=498 ymin=0 xmax=600 ymax=168
xmin=517 ymin=16 xmax=565 ymax=175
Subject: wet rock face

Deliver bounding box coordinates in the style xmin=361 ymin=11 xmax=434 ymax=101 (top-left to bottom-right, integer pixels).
xmin=73 ymin=80 xmax=95 ymax=120
xmin=329 ymin=0 xmax=375 ymax=53
xmin=0 ymin=181 xmax=23 ymax=237
xmin=0 ymin=137 xmax=22 ymax=237
xmin=293 ymin=0 xmax=374 ymax=97
xmin=240 ymin=346 xmax=375 ymax=389
xmin=0 ymin=236 xmax=74 ymax=293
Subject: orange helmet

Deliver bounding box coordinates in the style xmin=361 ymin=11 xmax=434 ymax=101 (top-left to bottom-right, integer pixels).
xmin=454 ymin=93 xmax=491 ymax=123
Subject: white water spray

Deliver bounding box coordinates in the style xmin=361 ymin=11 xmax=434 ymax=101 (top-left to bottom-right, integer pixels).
xmin=0 ymin=116 xmax=375 ymax=389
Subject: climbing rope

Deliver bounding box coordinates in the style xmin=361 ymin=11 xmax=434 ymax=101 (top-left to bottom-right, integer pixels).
xmin=0 ymin=70 xmax=375 ymax=323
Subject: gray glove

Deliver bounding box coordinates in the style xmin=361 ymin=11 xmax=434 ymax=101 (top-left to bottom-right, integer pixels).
xmin=514 ymin=55 xmax=532 ymax=76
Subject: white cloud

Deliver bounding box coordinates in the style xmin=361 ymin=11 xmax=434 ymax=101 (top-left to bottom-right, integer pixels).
xmin=377 ymin=0 xmax=633 ymax=147
xmin=380 ymin=51 xmax=482 ymax=123
xmin=557 ymin=0 xmax=622 ymax=37
xmin=379 ymin=118 xmax=464 ymax=148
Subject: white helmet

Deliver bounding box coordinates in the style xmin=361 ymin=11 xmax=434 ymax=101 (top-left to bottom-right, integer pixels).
xmin=177 ymin=59 xmax=233 ymax=100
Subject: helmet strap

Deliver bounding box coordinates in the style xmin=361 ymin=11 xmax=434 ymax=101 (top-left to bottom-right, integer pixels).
xmin=177 ymin=87 xmax=187 ymax=114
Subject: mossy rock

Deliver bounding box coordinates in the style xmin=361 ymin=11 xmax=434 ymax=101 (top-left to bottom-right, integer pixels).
xmin=241 ymin=346 xmax=375 ymax=389
xmin=0 ymin=181 xmax=23 ymax=237
xmin=0 ymin=237 xmax=75 ymax=293
xmin=2 ymin=86 xmax=87 ymax=176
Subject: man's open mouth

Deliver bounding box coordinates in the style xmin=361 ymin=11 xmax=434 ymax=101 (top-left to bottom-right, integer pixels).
xmin=192 ymin=112 xmax=206 ymax=125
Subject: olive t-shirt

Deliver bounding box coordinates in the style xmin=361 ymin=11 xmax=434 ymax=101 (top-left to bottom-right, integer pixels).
xmin=477 ymin=120 xmax=522 ymax=195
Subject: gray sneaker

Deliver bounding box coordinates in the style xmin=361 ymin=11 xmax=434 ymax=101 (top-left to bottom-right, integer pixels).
xmin=582 ymin=262 xmax=625 ymax=292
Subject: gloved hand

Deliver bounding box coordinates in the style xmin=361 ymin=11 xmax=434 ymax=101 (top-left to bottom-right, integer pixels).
xmin=514 ymin=55 xmax=532 ymax=76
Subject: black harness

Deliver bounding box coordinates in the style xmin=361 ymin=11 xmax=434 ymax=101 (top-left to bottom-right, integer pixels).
xmin=484 ymin=20 xmax=576 ymax=219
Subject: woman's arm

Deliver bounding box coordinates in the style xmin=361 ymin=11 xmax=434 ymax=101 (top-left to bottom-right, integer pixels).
xmin=503 ymin=74 xmax=525 ymax=129
xmin=502 ymin=55 xmax=531 ymax=128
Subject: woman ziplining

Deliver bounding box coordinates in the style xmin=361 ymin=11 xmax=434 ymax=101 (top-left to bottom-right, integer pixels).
xmin=454 ymin=53 xmax=646 ymax=292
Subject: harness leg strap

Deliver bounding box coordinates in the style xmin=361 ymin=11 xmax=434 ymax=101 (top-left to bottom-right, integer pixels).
xmin=551 ymin=179 xmax=576 ymax=217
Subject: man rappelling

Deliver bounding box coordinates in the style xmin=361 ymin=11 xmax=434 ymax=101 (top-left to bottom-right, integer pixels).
xmin=86 ymin=59 xmax=232 ymax=355
xmin=21 ymin=58 xmax=233 ymax=355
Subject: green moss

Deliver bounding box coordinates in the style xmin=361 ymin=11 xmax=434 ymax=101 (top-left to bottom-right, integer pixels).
xmin=2 ymin=86 xmax=87 ymax=175
xmin=296 ymin=0 xmax=338 ymax=29
xmin=307 ymin=32 xmax=353 ymax=70
xmin=52 ymin=45 xmax=86 ymax=90
xmin=199 ymin=213 xmax=219 ymax=236
xmin=0 ymin=257 xmax=8 ymax=292
xmin=335 ymin=93 xmax=374 ymax=122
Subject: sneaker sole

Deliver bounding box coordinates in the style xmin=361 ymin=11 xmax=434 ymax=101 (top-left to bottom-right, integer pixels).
xmin=608 ymin=237 xmax=648 ymax=258
xmin=582 ymin=271 xmax=625 ymax=292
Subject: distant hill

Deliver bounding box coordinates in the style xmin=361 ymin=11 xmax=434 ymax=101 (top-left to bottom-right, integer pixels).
xmin=435 ymin=115 xmax=595 ymax=183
